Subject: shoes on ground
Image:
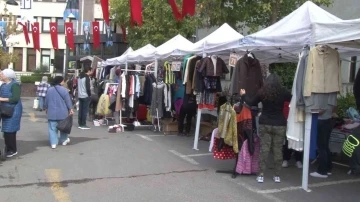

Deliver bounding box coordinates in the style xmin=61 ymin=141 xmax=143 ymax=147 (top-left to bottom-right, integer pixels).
xmin=81 ymin=125 xmax=90 ymax=130
xmin=6 ymin=151 xmax=18 ymax=158
xmin=51 ymin=145 xmax=57 ymax=149
xmin=310 ymin=172 xmax=328 ymax=178
xmin=282 ymin=160 xmax=289 ymax=168
xmin=256 ymin=175 xmax=264 ymax=183
xmin=62 ymin=138 xmax=70 ymax=146
xmin=273 ymin=176 xmax=281 ymax=183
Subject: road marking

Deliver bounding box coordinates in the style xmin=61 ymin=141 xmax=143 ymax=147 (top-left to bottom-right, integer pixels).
xmin=28 ymin=112 xmax=38 ymax=122
xmin=186 ymin=153 xmax=212 ymax=157
xmin=135 ymin=134 xmax=153 ymax=141
xmin=169 ymin=150 xmax=199 ymax=165
xmin=45 ymin=169 xmax=71 ymax=202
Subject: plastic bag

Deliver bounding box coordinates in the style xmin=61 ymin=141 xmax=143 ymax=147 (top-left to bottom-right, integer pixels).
xmin=56 ymin=116 xmax=73 ymax=134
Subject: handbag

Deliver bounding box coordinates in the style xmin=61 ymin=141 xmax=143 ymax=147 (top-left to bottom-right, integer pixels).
xmin=0 ymin=84 xmax=15 ymax=118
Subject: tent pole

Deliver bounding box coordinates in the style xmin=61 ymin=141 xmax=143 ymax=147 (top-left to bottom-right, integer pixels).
xmin=193 ymin=109 xmax=202 ymax=150
xmin=302 ymin=113 xmax=312 ymax=192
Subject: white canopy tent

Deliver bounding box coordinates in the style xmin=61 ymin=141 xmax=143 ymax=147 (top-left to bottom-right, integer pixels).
xmin=191 ymin=1 xmax=360 ymax=193
xmin=190 ymin=23 xmax=244 ymax=55
xmin=101 ymin=47 xmax=134 ymax=67
xmin=313 ymin=18 xmax=360 ymax=49
xmin=125 ymin=44 xmax=157 ymax=63
xmin=155 ymin=34 xmax=195 ymax=59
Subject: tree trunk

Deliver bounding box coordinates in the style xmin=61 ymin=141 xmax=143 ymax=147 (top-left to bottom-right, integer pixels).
xmin=269 ymin=0 xmax=280 ymax=25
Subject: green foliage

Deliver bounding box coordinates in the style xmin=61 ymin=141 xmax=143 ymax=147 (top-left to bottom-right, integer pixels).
xmin=33 ymin=65 xmax=49 ymax=74
xmin=21 ymin=74 xmax=53 ymax=84
xmin=269 ymin=63 xmax=297 ymax=91
xmin=111 ymin=0 xmax=201 ymax=49
xmin=199 ymin=0 xmax=333 ymax=33
xmin=337 ymin=93 xmax=356 ymax=118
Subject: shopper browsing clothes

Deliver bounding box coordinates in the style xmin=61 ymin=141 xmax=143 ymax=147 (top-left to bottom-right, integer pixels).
xmin=0 ymin=69 xmax=23 ymax=158
xmin=178 ymin=94 xmax=197 ymax=136
xmin=36 ymin=76 xmax=50 ymax=111
xmin=77 ymin=67 xmax=93 ymax=129
xmin=310 ymin=107 xmax=335 ymax=178
xmin=240 ymin=73 xmax=292 ymax=183
xmin=45 ymin=76 xmax=73 ymax=149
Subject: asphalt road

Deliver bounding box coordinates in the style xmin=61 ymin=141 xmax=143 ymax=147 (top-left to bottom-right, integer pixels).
xmin=0 ymin=97 xmax=359 ymax=202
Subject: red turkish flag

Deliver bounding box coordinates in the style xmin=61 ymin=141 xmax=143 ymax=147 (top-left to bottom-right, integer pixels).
xmin=129 ymin=0 xmax=143 ymax=27
xmin=18 ymin=22 xmax=30 ymax=45
xmin=31 ymin=22 xmax=40 ymax=52
xmin=65 ymin=22 xmax=75 ymax=50
xmin=182 ymin=0 xmax=196 ymax=17
xmin=92 ymin=21 xmax=100 ymax=49
xmin=168 ymin=0 xmax=182 ymax=21
xmin=49 ymin=22 xmax=59 ymax=50
xmin=100 ymin=0 xmax=110 ymax=26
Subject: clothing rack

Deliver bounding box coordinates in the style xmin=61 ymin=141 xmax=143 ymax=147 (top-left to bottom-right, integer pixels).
xmin=102 ymin=82 xmax=120 ymax=126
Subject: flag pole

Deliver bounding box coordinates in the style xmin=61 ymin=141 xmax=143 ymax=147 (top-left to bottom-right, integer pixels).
xmin=80 ymin=0 xmax=85 ymax=34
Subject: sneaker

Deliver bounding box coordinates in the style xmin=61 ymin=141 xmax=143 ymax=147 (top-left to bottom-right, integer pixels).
xmin=78 ymin=125 xmax=83 ymax=129
xmin=81 ymin=125 xmax=90 ymax=130
xmin=273 ymin=176 xmax=281 ymax=183
xmin=327 ymin=172 xmax=332 ymax=176
xmin=296 ymin=161 xmax=303 ymax=168
xmin=256 ymin=175 xmax=264 ymax=183
xmin=310 ymin=172 xmax=328 ymax=178
xmin=62 ymin=138 xmax=70 ymax=146
xmin=51 ymin=145 xmax=57 ymax=149
xmin=282 ymin=160 xmax=289 ymax=168
xmin=6 ymin=151 xmax=18 ymax=158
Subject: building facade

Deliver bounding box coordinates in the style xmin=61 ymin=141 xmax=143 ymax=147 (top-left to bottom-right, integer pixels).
xmin=4 ymin=0 xmax=120 ymax=73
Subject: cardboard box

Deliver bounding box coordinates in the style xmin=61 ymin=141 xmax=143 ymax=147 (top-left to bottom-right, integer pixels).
xmin=163 ymin=119 xmax=178 ymax=135
xmin=199 ymin=122 xmax=215 ymax=137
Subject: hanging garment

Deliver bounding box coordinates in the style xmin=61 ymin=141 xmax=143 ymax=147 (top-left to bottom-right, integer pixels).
xmin=236 ymin=137 xmax=260 ymax=175
xmin=96 ymin=94 xmax=110 ymax=115
xmin=150 ymin=83 xmax=165 ymax=118
xmin=287 ymin=51 xmax=306 ymax=151
xmin=183 ymin=55 xmax=196 ymax=84
xmin=135 ymin=74 xmax=141 ymax=98
xmin=164 ymin=61 xmax=175 ymax=84
xmin=236 ymin=105 xmax=254 ymax=155
xmin=139 ymin=75 xmax=145 ymax=96
xmin=217 ymin=103 xmax=238 ymax=153
xmin=198 ymin=56 xmax=229 ymax=77
xmin=121 ymin=73 xmax=126 ymax=98
xmin=295 ymin=48 xmax=309 ymax=108
xmin=303 ymin=46 xmax=341 ymax=96
xmin=115 ymin=80 xmax=122 ymax=111
xmin=212 ymin=138 xmax=237 ymax=160
xmin=185 ymin=56 xmax=202 ymax=94
xmin=209 ymin=128 xmax=218 ymax=152
xmin=230 ymin=53 xmax=263 ymax=98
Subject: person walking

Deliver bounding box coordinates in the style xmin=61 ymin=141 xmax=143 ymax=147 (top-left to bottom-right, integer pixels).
xmin=77 ymin=67 xmax=93 ymax=129
xmin=0 ymin=69 xmax=23 ymax=158
xmin=36 ymin=76 xmax=50 ymax=111
xmin=45 ymin=76 xmax=73 ymax=149
xmin=240 ymin=73 xmax=292 ymax=183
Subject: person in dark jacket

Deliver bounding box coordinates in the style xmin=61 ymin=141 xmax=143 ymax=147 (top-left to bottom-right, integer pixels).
xmin=0 ymin=69 xmax=22 ymax=158
xmin=240 ymin=73 xmax=291 ymax=183
xmin=45 ymin=76 xmax=73 ymax=149
xmin=178 ymin=94 xmax=197 ymax=136
xmin=77 ymin=67 xmax=93 ymax=129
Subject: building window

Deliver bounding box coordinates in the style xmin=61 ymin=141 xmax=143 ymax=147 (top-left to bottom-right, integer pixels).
xmin=41 ymin=49 xmax=51 ymax=71
xmin=13 ymin=48 xmax=23 ymax=71
xmin=95 ymin=19 xmax=104 ymax=33
xmin=54 ymin=49 xmax=64 ymax=73
xmin=70 ymin=18 xmax=77 ymax=35
xmin=56 ymin=18 xmax=65 ymax=33
xmin=42 ymin=17 xmax=51 ymax=33
xmin=350 ymin=56 xmax=358 ymax=83
xmin=27 ymin=48 xmax=36 ymax=72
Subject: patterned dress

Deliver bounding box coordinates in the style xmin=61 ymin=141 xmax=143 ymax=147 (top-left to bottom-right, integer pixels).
xmin=1 ymin=80 xmax=23 ymax=133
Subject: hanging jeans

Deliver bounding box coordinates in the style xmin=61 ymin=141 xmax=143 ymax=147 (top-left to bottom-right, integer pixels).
xmin=4 ymin=132 xmax=17 ymax=152
xmin=283 ymin=139 xmax=303 ymax=162
xmin=316 ymin=118 xmax=333 ymax=175
xmin=178 ymin=102 xmax=197 ymax=134
xmin=48 ymin=120 xmax=69 ymax=146
xmin=78 ymin=97 xmax=91 ymax=126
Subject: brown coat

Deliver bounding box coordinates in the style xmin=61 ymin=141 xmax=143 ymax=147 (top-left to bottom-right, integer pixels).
xmin=199 ymin=56 xmax=229 ymax=77
xmin=230 ymin=54 xmax=263 ymax=99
